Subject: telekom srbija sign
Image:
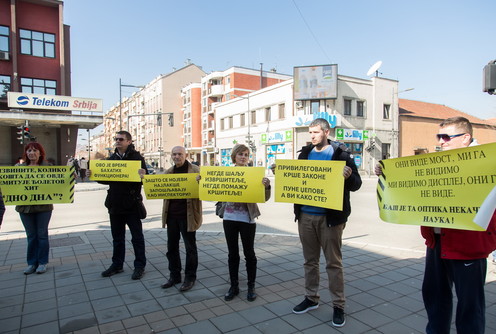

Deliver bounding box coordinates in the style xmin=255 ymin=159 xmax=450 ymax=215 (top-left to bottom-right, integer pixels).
xmin=8 ymin=92 xmax=103 ymax=112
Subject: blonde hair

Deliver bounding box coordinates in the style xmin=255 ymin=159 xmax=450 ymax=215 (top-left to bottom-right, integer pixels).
xmin=231 ymin=144 xmax=250 ymax=164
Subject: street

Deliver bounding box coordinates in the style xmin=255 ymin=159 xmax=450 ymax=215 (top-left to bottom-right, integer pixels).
xmin=1 ymin=176 xmax=425 ymax=254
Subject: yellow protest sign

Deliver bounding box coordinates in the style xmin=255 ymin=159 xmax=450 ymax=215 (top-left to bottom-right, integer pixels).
xmin=143 ymin=174 xmax=199 ymax=199
xmin=274 ymin=159 xmax=345 ymax=210
xmin=377 ymin=143 xmax=496 ymax=231
xmin=199 ymin=167 xmax=265 ymax=203
xmin=89 ymin=160 xmax=142 ymax=182
xmin=0 ymin=166 xmax=75 ymax=205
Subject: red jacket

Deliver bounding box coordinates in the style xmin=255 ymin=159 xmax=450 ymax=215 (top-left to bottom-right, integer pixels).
xmin=421 ymin=212 xmax=496 ymax=260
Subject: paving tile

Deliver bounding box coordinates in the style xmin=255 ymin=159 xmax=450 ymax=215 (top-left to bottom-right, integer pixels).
xmin=95 ymin=305 xmax=132 ymax=324
xmin=58 ymin=301 xmax=94 ymax=320
xmin=253 ymin=317 xmax=297 ymax=333
xmin=21 ymin=308 xmax=58 ymax=328
xmin=127 ymin=299 xmax=163 ymax=317
xmin=19 ymin=320 xmax=59 ymax=334
xmin=59 ymin=313 xmax=98 ymax=333
xmin=210 ymin=312 xmax=251 ymax=332
xmin=179 ymin=319 xmax=221 ymax=334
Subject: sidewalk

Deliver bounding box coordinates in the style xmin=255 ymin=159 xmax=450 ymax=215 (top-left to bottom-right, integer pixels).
xmin=0 ymin=182 xmax=495 ymax=333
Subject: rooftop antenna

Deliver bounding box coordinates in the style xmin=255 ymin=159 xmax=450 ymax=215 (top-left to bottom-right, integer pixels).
xmin=367 ymin=61 xmax=383 ymax=77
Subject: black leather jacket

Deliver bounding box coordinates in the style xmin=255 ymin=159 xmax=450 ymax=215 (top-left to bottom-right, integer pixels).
xmin=294 ymin=139 xmax=362 ymax=226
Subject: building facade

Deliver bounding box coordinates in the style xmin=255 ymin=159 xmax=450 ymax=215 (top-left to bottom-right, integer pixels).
xmin=399 ymin=99 xmax=496 ymax=156
xmin=0 ymin=0 xmax=102 ymax=165
xmin=103 ymin=64 xmax=205 ymax=169
xmin=199 ymin=66 xmax=292 ymax=165
xmin=215 ymin=74 xmax=399 ymax=174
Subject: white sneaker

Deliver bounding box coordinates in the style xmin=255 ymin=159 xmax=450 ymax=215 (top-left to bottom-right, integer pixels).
xmin=23 ymin=265 xmax=36 ymax=275
xmin=36 ymin=264 xmax=47 ymax=274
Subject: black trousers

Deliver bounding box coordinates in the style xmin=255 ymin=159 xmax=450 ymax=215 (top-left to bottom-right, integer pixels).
xmin=109 ymin=213 xmax=146 ymax=269
xmin=223 ymin=220 xmax=257 ymax=287
xmin=422 ymin=234 xmax=486 ymax=334
xmin=166 ymin=217 xmax=198 ymax=281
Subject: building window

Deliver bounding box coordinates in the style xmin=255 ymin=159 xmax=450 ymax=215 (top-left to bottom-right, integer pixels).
xmin=357 ymin=101 xmax=364 ymax=117
xmin=0 ymin=75 xmax=11 ymax=99
xmin=311 ymin=101 xmax=319 ymax=114
xmin=220 ymin=118 xmax=225 ymax=130
xmin=20 ymin=29 xmax=55 ymax=58
xmin=240 ymin=113 xmax=246 ymax=127
xmin=0 ymin=25 xmax=9 ymax=52
xmin=228 ymin=116 xmax=233 ymax=129
xmin=251 ymin=110 xmax=256 ymax=124
xmin=21 ymin=77 xmax=56 ymax=95
xmin=383 ymin=104 xmax=391 ymax=119
xmin=344 ymin=99 xmax=352 ymax=116
xmin=278 ymin=103 xmax=285 ymax=119
xmin=265 ymin=107 xmax=271 ymax=122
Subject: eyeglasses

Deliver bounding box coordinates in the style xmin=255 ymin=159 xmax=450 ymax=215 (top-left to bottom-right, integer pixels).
xmin=114 ymin=137 xmax=126 ymax=142
xmin=436 ymin=133 xmax=465 ymax=142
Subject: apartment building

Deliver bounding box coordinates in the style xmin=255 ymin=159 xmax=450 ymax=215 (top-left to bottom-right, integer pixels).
xmin=103 ymin=64 xmax=205 ymax=169
xmin=0 ymin=0 xmax=102 ymax=165
xmin=199 ymin=66 xmax=292 ymax=165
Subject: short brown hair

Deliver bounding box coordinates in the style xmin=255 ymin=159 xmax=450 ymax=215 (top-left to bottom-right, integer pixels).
xmin=231 ymin=144 xmax=250 ymax=164
xmin=440 ymin=117 xmax=473 ymax=136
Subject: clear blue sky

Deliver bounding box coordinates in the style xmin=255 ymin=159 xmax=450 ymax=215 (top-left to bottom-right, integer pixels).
xmin=64 ymin=0 xmax=496 ymax=126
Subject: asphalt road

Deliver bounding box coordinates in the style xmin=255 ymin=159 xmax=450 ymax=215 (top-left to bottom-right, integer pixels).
xmin=0 ymin=176 xmax=426 ymax=254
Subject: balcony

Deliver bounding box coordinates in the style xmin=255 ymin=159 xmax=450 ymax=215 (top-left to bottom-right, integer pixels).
xmin=209 ymin=84 xmax=224 ymax=97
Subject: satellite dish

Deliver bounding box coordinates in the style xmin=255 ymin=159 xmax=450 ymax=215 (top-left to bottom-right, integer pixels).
xmin=367 ymin=61 xmax=383 ymax=77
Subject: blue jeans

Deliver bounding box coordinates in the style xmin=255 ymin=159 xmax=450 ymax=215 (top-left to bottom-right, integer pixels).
xmin=20 ymin=211 xmax=52 ymax=266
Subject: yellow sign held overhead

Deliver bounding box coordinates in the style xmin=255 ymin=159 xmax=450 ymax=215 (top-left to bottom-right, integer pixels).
xmin=377 ymin=143 xmax=496 ymax=231
xmin=199 ymin=167 xmax=265 ymax=203
xmin=89 ymin=160 xmax=142 ymax=182
xmin=274 ymin=159 xmax=345 ymax=210
xmin=0 ymin=166 xmax=75 ymax=205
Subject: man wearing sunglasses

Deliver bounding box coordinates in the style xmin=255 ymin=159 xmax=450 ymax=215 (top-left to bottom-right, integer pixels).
xmin=93 ymin=131 xmax=148 ymax=280
xmin=376 ymin=116 xmax=496 ymax=333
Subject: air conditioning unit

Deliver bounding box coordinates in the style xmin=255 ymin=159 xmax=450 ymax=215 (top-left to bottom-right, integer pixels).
xmin=0 ymin=51 xmax=9 ymax=61
xmin=295 ymin=101 xmax=303 ymax=108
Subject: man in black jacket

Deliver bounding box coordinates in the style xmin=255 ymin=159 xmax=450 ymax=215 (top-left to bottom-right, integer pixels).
xmin=292 ymin=118 xmax=362 ymax=328
xmin=96 ymin=131 xmax=148 ymax=280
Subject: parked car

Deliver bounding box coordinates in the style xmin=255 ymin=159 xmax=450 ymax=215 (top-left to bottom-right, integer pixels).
xmin=146 ymin=164 xmax=156 ymax=174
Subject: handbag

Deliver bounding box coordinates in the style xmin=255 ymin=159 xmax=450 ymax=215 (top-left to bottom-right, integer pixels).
xmin=137 ymin=199 xmax=147 ymax=219
xmin=215 ymin=202 xmax=226 ymax=218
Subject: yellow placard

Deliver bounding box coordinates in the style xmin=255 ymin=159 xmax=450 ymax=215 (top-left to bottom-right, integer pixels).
xmin=89 ymin=160 xmax=142 ymax=182
xmin=0 ymin=166 xmax=75 ymax=205
xmin=143 ymin=173 xmax=199 ymax=199
xmin=199 ymin=166 xmax=265 ymax=203
xmin=377 ymin=143 xmax=496 ymax=231
xmin=274 ymin=159 xmax=345 ymax=210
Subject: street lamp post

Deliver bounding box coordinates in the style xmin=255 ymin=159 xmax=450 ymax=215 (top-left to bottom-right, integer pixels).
xmin=119 ymin=78 xmax=144 ymax=130
xmin=231 ymin=93 xmax=254 ymax=152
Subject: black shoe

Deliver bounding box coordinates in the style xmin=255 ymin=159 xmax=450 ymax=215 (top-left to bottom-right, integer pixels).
xmin=332 ymin=306 xmax=346 ymax=327
xmin=293 ymin=297 xmax=319 ymax=314
xmin=224 ymin=286 xmax=239 ymax=301
xmin=179 ymin=280 xmax=195 ymax=292
xmin=132 ymin=268 xmax=145 ymax=280
xmin=161 ymin=278 xmax=181 ymax=289
xmin=101 ymin=265 xmax=123 ymax=277
xmin=247 ymin=287 xmax=257 ymax=302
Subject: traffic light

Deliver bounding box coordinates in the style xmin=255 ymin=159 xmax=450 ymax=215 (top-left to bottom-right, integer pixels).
xmin=168 ymin=113 xmax=174 ymax=126
xmin=16 ymin=126 xmax=24 ymax=144
xmin=23 ymin=126 xmax=31 ymax=140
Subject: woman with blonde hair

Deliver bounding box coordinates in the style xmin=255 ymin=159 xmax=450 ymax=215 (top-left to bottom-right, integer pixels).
xmin=219 ymin=144 xmax=271 ymax=302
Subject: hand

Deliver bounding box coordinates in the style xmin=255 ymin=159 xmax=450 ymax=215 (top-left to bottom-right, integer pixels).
xmin=374 ymin=164 xmax=383 ymax=176
xmin=343 ymin=166 xmax=352 ymax=179
xmin=270 ymin=164 xmax=276 ymax=175
xmin=138 ymin=168 xmax=146 ymax=179
xmin=196 ymin=175 xmax=201 ymax=182
xmin=87 ymin=169 xmax=92 ymax=178
xmin=262 ymin=177 xmax=270 ymax=187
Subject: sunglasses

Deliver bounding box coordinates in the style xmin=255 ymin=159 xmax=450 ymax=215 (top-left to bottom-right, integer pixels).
xmin=436 ymin=133 xmax=465 ymax=142
xmin=114 ymin=137 xmax=126 ymax=142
